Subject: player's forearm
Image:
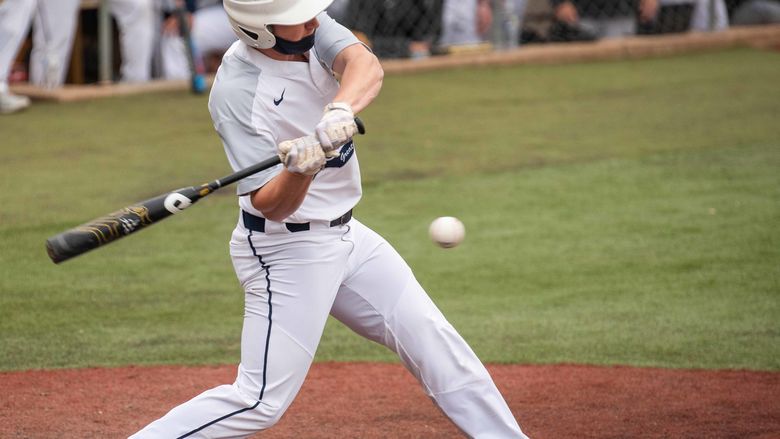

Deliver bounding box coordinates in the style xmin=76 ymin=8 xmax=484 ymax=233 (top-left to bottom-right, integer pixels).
xmin=250 ymin=170 xmax=312 ymax=221
xmin=331 ymin=45 xmax=383 ymax=113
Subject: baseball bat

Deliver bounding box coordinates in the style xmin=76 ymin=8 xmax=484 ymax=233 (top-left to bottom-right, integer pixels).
xmin=46 ymin=118 xmax=366 ymax=264
xmin=175 ymin=6 xmax=206 ymax=94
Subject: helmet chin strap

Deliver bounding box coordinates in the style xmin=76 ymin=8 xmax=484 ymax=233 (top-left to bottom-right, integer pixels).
xmin=272 ymin=31 xmax=316 ymax=55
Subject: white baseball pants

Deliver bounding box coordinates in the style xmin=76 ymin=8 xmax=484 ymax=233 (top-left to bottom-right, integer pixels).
xmin=109 ymin=0 xmax=155 ymax=82
xmin=0 ymin=0 xmax=79 ymax=89
xmin=130 ymin=217 xmax=527 ymax=438
xmin=160 ymin=5 xmax=235 ymax=80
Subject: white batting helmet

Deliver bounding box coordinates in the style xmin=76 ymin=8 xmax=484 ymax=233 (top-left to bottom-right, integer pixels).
xmin=223 ymin=0 xmax=335 ymax=49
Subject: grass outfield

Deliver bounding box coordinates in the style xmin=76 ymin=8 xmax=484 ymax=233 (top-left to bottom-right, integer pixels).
xmin=0 ymin=48 xmax=778 ymax=371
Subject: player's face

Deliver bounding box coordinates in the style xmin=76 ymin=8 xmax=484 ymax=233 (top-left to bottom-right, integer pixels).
xmin=272 ymin=17 xmax=319 ymax=42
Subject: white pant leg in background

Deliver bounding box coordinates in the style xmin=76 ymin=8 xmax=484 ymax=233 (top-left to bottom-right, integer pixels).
xmin=440 ymin=0 xmax=480 ymax=46
xmin=160 ymin=34 xmax=190 ymax=80
xmin=330 ymin=219 xmax=528 ymax=438
xmin=690 ymin=0 xmax=729 ymax=31
xmin=161 ymin=5 xmax=233 ymax=80
xmin=26 ymin=0 xmax=79 ymax=88
xmin=110 ymin=0 xmax=155 ymax=82
xmin=0 ymin=0 xmax=36 ymax=90
xmin=192 ymin=5 xmax=234 ymax=55
xmin=580 ymin=16 xmax=637 ymax=39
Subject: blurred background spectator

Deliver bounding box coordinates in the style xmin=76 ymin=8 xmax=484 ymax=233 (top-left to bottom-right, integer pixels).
xmin=439 ymin=0 xmax=494 ymax=48
xmin=109 ymin=0 xmax=156 ymax=82
xmin=158 ymin=0 xmax=235 ymax=81
xmin=549 ymin=0 xmax=659 ymax=40
xmin=493 ymin=0 xmax=532 ymax=48
xmin=0 ymin=0 xmax=79 ymax=113
xmin=340 ymin=0 xmax=444 ymax=59
xmin=727 ymin=0 xmax=780 ymax=25
xmin=3 ymin=0 xmax=778 ymax=109
xmin=647 ymin=0 xmax=728 ymax=33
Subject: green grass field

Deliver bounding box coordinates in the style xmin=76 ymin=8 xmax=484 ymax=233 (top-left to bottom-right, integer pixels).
xmin=1 ymin=48 xmax=778 ymax=371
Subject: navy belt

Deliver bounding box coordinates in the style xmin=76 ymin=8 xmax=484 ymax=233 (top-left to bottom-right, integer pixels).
xmin=242 ymin=209 xmax=352 ymax=233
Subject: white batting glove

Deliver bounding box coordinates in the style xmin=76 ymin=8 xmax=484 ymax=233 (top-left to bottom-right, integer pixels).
xmin=277 ymin=135 xmax=326 ymax=176
xmin=315 ymin=102 xmax=358 ymax=154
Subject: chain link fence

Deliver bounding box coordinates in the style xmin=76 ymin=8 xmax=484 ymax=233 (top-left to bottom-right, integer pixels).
xmin=325 ymin=0 xmax=778 ymax=59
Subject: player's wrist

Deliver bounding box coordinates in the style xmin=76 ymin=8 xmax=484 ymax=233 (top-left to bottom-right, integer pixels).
xmin=324 ymin=102 xmax=353 ymax=115
xmin=316 ymin=103 xmax=357 ymax=152
xmin=283 ymin=167 xmax=317 ymax=178
xmin=278 ymin=135 xmax=326 ymax=176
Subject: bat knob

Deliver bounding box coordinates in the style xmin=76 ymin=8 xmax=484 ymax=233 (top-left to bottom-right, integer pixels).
xmin=354 ymin=117 xmax=366 ymax=135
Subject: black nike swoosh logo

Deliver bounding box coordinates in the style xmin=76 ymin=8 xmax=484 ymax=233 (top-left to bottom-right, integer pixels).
xmin=274 ymin=88 xmax=285 ymax=106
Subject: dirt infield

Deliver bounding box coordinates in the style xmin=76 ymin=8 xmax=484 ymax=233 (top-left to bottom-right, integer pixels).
xmin=2 ymin=363 xmax=778 ymax=438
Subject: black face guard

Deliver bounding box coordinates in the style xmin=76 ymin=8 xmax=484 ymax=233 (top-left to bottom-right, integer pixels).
xmin=272 ymin=31 xmax=316 ymax=55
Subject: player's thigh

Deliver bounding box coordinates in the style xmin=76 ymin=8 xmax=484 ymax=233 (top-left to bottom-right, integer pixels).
xmin=232 ymin=227 xmax=353 ymax=352
xmin=331 ymin=220 xmax=436 ymax=344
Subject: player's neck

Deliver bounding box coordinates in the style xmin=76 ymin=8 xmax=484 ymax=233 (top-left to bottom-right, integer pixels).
xmin=256 ymin=47 xmax=309 ymax=63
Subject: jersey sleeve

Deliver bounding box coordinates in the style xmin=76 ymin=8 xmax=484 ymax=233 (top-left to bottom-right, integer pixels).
xmin=314 ymin=12 xmax=363 ymax=71
xmin=215 ymin=120 xmax=281 ymax=196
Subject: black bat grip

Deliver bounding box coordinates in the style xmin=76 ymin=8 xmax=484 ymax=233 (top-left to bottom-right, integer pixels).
xmin=355 ymin=117 xmax=366 ymax=135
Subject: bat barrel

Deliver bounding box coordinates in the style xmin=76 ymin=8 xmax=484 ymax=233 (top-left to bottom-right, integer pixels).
xmin=44 ymin=187 xmax=205 ymax=264
xmin=45 ymin=207 xmax=162 ymax=264
xmin=46 ymin=230 xmax=102 ymax=264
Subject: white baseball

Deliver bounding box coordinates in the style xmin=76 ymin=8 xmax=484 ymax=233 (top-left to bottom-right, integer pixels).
xmin=429 ymin=216 xmax=465 ymax=248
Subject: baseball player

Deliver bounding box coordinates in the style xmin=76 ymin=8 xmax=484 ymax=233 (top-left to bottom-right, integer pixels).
xmin=130 ymin=1 xmax=528 ymax=437
xmin=0 ymin=0 xmax=79 ymax=113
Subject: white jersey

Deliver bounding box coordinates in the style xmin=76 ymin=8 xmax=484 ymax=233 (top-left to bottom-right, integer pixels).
xmin=208 ymin=12 xmax=362 ymax=223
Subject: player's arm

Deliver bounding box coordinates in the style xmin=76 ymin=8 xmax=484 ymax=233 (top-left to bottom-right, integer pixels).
xmin=331 ymin=43 xmax=383 ymax=114
xmin=314 ymin=13 xmax=383 ymax=152
xmin=249 ymin=136 xmax=325 ymax=221
xmin=250 ymin=171 xmax=313 ymax=222
xmin=315 ymin=44 xmax=383 ymax=152
xmin=214 ymin=119 xmax=322 ymax=221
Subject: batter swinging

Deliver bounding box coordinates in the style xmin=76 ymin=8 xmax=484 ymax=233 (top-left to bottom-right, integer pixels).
xmin=130 ymin=1 xmax=527 ymax=437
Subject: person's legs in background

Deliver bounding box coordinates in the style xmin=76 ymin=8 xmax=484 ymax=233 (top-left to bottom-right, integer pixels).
xmin=27 ymin=0 xmax=79 ymax=89
xmin=110 ymin=0 xmax=155 ymax=82
xmin=0 ymin=0 xmax=36 ymax=113
xmin=191 ymin=5 xmax=235 ymax=58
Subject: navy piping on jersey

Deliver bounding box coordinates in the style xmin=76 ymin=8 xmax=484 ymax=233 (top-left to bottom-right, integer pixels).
xmin=177 ymin=230 xmax=272 ymax=438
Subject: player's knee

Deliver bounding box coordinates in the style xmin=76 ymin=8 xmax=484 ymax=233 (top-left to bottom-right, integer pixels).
xmin=265 ymin=404 xmax=287 ymax=427
xmin=231 ymin=383 xmax=291 ymax=430
xmin=240 ymin=402 xmax=286 ymax=431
